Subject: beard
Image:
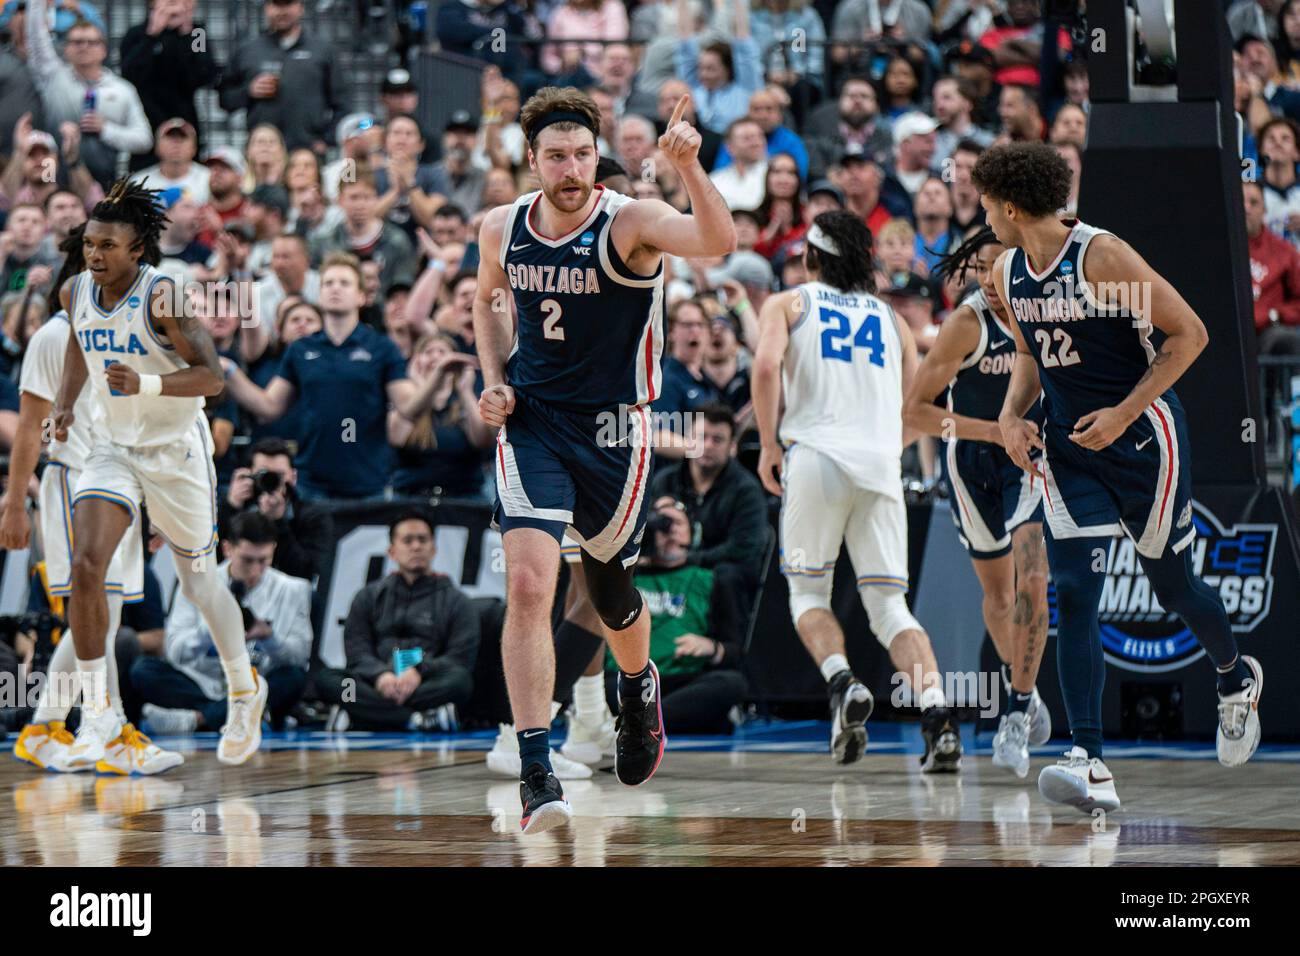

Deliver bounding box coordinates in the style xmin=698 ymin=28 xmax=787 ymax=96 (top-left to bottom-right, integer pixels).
xmin=541 ymin=176 xmax=592 ymax=213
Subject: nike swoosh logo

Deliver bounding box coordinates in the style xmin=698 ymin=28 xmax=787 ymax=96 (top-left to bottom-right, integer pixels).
xmin=988 ymin=339 xmax=1008 ymax=350
xmin=510 ymin=242 xmax=532 ymax=251
xmin=1012 ymin=276 xmax=1025 ymax=284
xmin=522 ymin=730 xmax=546 ymax=738
xmin=1089 ymin=771 xmax=1112 ymax=784
xmin=1135 ymin=437 xmax=1153 ymax=451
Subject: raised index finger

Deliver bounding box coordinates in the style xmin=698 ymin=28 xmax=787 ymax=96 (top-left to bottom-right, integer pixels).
xmin=669 ymin=94 xmax=689 ymax=129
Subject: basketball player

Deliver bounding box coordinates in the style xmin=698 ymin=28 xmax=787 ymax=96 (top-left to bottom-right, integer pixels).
xmin=0 ymin=228 xmax=183 ymax=775
xmin=475 ymin=88 xmax=737 ymax=833
xmin=753 ymin=210 xmax=964 ymax=773
xmin=49 ymin=179 xmax=265 ymax=768
xmin=902 ymin=227 xmax=1052 ymax=779
xmin=978 ymin=143 xmax=1264 ymax=812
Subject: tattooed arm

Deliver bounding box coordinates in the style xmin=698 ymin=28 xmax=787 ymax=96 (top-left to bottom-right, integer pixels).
xmin=105 ymin=282 xmax=226 ymax=398
xmin=1068 ymin=235 xmax=1208 ymax=451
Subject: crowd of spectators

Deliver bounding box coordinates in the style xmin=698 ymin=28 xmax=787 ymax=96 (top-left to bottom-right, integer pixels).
xmin=3 ymin=1 xmax=1299 ymax=735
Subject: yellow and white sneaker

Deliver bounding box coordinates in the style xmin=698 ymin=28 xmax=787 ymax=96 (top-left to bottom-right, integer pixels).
xmin=54 ymin=708 xmax=123 ymax=773
xmin=12 ymin=721 xmax=75 ymax=770
xmin=217 ymin=669 xmax=268 ymax=766
xmin=95 ymin=724 xmax=185 ymax=776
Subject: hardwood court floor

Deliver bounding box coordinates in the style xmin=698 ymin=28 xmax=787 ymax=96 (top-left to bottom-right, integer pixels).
xmin=4 ymin=723 xmax=1298 ymax=866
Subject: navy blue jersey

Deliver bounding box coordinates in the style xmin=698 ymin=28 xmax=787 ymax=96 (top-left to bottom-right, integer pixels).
xmin=948 ymin=288 xmax=1043 ymax=423
xmin=1004 ymin=220 xmax=1177 ymax=429
xmin=501 ymin=185 xmax=664 ymax=413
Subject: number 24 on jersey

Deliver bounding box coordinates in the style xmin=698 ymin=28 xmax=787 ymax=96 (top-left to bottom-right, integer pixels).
xmin=819 ymin=307 xmax=885 ymax=367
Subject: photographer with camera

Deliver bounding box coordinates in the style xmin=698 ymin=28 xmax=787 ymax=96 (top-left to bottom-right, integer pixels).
xmin=605 ymin=496 xmax=748 ymax=733
xmin=132 ymin=513 xmax=312 ymax=735
xmin=220 ymin=438 xmax=334 ymax=583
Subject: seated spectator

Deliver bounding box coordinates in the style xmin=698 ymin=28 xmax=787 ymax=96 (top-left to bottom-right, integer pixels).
xmin=1062 ymin=58 xmax=1090 ymax=110
xmin=616 ymin=113 xmax=659 ymax=180
xmin=135 ymin=118 xmax=210 ymax=203
xmin=1 ymin=204 xmax=58 ymax=296
xmin=596 ymin=42 xmax=639 ymax=114
xmin=932 ymin=76 xmax=996 ymax=165
xmin=769 ymin=178 xmax=844 ymax=267
xmin=0 ymin=116 xmax=104 ymax=214
xmin=155 ymin=190 xmax=211 ymax=283
xmin=243 ymin=184 xmax=289 ymax=275
xmin=1246 ymin=180 xmax=1300 ymax=354
xmin=732 ymin=208 xmax=761 ymax=251
xmin=430 ymin=204 xmax=471 ymax=248
xmin=389 ymin=333 xmax=492 ymax=499
xmin=542 ymin=0 xmax=629 ymax=79
xmin=375 ymin=114 xmax=444 ymax=240
xmin=709 ymin=117 xmax=769 ymax=210
xmin=244 ymin=123 xmax=288 ymax=190
xmin=674 ymin=0 xmax=762 ymax=135
xmin=1050 ymin=102 xmax=1088 ymax=147
xmin=24 ymin=1 xmax=153 ymax=189
xmin=316 ymin=510 xmax=479 ymax=731
xmin=482 ymin=167 xmax=519 ymax=209
xmin=880 ymin=269 xmax=938 ymax=354
xmin=702 ymin=314 xmax=751 ymax=423
xmin=435 ymin=270 xmax=479 ymax=352
xmin=430 ymin=112 xmax=486 ymax=219
xmin=998 ymin=84 xmax=1046 ymax=142
xmin=657 ymin=299 xmax=723 ymax=441
xmin=1237 ymin=33 xmax=1300 ymax=124
xmin=475 ymin=69 xmax=525 ymax=171
xmin=39 ymin=189 xmax=88 ymax=262
xmin=648 ymin=403 xmax=770 ymax=624
xmin=253 ymin=235 xmax=319 ymax=342
xmin=222 ymin=252 xmax=418 ymax=500
xmin=948 ymin=139 xmax=988 ymax=232
xmin=1053 ymin=140 xmax=1081 ymax=216
xmin=712 ymin=89 xmax=811 ymax=181
xmin=875 ymin=217 xmax=927 ymax=288
xmin=134 ymin=512 xmax=312 ymax=733
xmin=608 ymin=495 xmax=747 ymax=733
xmin=312 ymin=164 xmax=417 ymax=312
xmin=323 ymin=113 xmax=382 ymax=203
xmin=806 ymin=75 xmax=893 ymax=180
xmin=753 ymin=153 xmax=804 ymax=260
xmin=220 ymin=438 xmax=335 ymax=583
xmin=838 ymin=145 xmax=908 ymax=237
xmin=196 ymin=148 xmax=249 ymax=247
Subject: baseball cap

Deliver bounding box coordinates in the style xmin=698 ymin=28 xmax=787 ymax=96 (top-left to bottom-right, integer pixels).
xmin=158 ymin=117 xmax=196 ymax=138
xmin=881 ymin=271 xmax=934 ymax=301
xmin=26 ymin=130 xmax=57 ymax=154
xmin=249 ymin=184 xmax=290 ymax=218
xmin=203 ymin=146 xmax=247 ymax=176
xmin=445 ymin=110 xmax=478 ymax=134
xmin=382 ymin=68 xmax=416 ymax=95
xmin=807 ymin=179 xmax=845 ymax=206
xmin=892 ymin=112 xmax=939 ymax=146
xmin=951 ymin=39 xmax=996 ymax=70
xmin=837 ymin=141 xmax=877 ymax=167
xmin=337 ymin=112 xmax=377 ymax=145
xmin=706 ymin=251 xmax=776 ymax=290
xmin=223 ymin=219 xmax=256 ymax=243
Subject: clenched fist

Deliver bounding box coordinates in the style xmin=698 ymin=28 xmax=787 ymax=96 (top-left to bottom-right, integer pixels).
xmin=478 ymin=384 xmax=516 ymax=429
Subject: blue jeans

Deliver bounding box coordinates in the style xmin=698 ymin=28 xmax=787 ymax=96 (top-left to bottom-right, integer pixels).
xmin=131 ymin=656 xmax=307 ymax=729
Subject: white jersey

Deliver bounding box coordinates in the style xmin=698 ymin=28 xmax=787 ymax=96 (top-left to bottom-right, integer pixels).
xmin=68 ymin=264 xmax=204 ymax=448
xmin=780 ymin=280 xmax=904 ymax=499
xmin=18 ymin=312 xmax=93 ymax=472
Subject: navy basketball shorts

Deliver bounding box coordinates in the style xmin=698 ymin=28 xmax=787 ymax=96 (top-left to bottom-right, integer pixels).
xmin=1038 ymin=395 xmax=1195 ymax=560
xmin=493 ymin=390 xmax=653 ymax=568
xmin=944 ymin=438 xmax=1044 ymax=560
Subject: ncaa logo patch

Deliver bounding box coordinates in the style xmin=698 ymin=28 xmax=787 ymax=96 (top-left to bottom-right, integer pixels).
xmin=1046 ymin=501 xmax=1277 ymax=672
xmin=1059 ymin=259 xmax=1073 ymax=276
xmin=127 ymin=296 xmax=141 ymax=308
xmin=580 ymin=231 xmax=595 ymax=246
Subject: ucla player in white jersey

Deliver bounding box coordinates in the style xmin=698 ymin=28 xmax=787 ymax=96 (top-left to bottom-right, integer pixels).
xmin=48 ymin=179 xmax=264 ymax=768
xmin=0 ymin=227 xmax=183 ymax=775
xmin=753 ymin=210 xmax=963 ymax=772
xmin=903 ymin=227 xmax=1052 ymax=779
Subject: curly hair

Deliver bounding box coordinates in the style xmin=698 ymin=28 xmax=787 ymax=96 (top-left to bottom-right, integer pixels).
xmin=932 ymin=226 xmax=1003 ymax=286
xmin=971 ymin=143 xmax=1072 ymax=218
xmin=89 ymin=178 xmax=169 ymax=266
xmin=805 ymin=210 xmax=876 ymax=294
xmin=519 ymin=87 xmax=601 ymax=150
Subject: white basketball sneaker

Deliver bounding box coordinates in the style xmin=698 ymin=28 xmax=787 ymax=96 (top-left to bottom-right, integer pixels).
xmin=561 ymin=710 xmax=616 ymax=765
xmin=1037 ymin=746 xmax=1121 ymax=813
xmin=991 ymin=711 xmax=1031 ymax=779
xmin=1217 ymin=655 xmax=1263 ymax=768
xmin=1025 ymin=687 xmax=1052 ymax=746
xmin=485 ymin=723 xmax=592 ymax=780
xmin=96 ymin=724 xmax=185 ymax=776
xmin=12 ymin=721 xmax=75 ymax=771
xmin=57 ymin=708 xmax=123 ymax=772
xmin=218 ymin=670 xmax=268 ymax=766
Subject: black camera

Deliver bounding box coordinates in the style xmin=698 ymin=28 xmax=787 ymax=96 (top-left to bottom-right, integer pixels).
xmin=0 ymin=611 xmax=66 ymax=641
xmin=252 ymin=469 xmax=283 ymax=495
xmin=644 ymin=513 xmax=675 ymax=537
xmin=227 ymin=579 xmax=259 ymax=634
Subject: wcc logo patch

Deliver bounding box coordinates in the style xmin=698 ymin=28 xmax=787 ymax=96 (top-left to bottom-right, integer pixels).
xmin=1047 ymin=501 xmax=1277 ymax=673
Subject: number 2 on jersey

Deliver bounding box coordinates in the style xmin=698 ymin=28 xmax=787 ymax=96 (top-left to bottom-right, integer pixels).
xmin=541 ymin=298 xmax=565 ymax=341
xmin=1033 ymin=328 xmax=1082 ymax=368
xmin=819 ymin=307 xmax=885 ymax=367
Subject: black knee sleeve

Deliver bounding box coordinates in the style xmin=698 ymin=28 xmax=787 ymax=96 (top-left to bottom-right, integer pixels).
xmin=580 ymin=551 xmax=644 ymax=631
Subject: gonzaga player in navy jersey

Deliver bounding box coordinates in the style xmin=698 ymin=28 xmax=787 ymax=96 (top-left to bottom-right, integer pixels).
xmin=474 ymin=89 xmax=737 ymax=832
xmin=903 ymin=227 xmax=1052 ymax=780
xmin=48 ymin=180 xmax=266 ymax=770
xmin=974 ymin=144 xmax=1264 ymax=813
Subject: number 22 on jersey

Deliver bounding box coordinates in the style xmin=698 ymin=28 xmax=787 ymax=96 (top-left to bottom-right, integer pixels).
xmin=819 ymin=307 xmax=885 ymax=366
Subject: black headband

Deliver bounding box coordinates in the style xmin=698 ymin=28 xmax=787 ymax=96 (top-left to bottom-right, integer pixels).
xmin=530 ymin=110 xmax=597 ymax=142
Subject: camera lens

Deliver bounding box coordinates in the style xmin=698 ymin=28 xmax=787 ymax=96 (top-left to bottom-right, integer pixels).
xmin=253 ymin=469 xmax=283 ymax=494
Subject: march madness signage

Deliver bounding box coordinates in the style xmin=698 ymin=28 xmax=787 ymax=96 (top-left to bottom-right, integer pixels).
xmin=1047 ymin=500 xmax=1278 ymax=673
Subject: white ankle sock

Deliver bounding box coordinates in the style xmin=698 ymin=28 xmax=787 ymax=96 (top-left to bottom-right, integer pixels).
xmin=820 ymin=654 xmax=850 ymax=683
xmin=76 ymin=656 xmax=109 ymax=715
xmin=919 ymin=686 xmax=947 ymax=710
xmin=222 ymin=651 xmax=256 ymax=696
xmin=574 ymin=674 xmax=608 ymax=719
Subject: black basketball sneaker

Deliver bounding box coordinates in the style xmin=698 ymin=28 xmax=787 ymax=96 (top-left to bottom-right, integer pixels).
xmin=519 ymin=763 xmax=572 ymax=834
xmin=615 ymin=660 xmax=665 ymax=786
xmin=828 ymin=670 xmax=874 ymax=765
xmin=920 ymin=706 xmax=963 ymax=773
